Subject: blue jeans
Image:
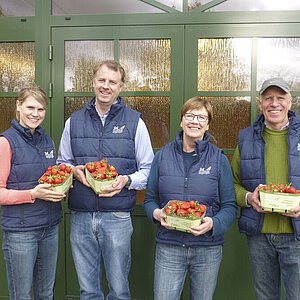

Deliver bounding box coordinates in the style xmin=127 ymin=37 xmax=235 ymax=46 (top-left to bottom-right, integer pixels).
xmin=2 ymin=225 xmax=59 ymax=300
xmin=247 ymin=233 xmax=300 ymax=300
xmin=154 ymin=243 xmax=222 ymax=300
xmin=70 ymin=211 xmax=133 ymax=300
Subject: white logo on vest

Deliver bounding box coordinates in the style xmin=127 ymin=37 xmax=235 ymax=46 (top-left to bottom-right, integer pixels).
xmin=198 ymin=166 xmax=211 ymax=175
xmin=44 ymin=150 xmax=54 ymax=159
xmin=298 ymin=143 xmax=300 ymax=151
xmin=113 ymin=125 xmax=125 ymax=134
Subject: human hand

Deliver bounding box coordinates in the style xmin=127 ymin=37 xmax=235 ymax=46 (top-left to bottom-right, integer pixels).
xmin=246 ymin=184 xmax=266 ymax=213
xmin=153 ymin=208 xmax=173 ymax=229
xmin=99 ymin=175 xmax=128 ymax=197
xmin=189 ymin=217 xmax=213 ymax=236
xmin=73 ymin=165 xmax=90 ymax=187
xmin=281 ymin=205 xmax=300 ymax=218
xmin=31 ymin=184 xmax=65 ymax=202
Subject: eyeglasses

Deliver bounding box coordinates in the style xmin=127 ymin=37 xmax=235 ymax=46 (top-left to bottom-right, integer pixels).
xmin=184 ymin=113 xmax=208 ymax=123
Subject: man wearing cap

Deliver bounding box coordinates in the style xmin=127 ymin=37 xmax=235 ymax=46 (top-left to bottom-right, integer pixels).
xmin=231 ymin=77 xmax=300 ymax=300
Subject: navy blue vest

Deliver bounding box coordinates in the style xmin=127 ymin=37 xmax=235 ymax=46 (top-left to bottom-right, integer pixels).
xmin=156 ymin=131 xmax=224 ymax=247
xmin=68 ymin=97 xmax=139 ymax=211
xmin=1 ymin=120 xmax=62 ymax=231
xmin=238 ymin=111 xmax=300 ymax=240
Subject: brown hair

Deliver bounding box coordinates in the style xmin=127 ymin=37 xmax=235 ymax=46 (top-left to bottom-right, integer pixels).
xmin=15 ymin=85 xmax=48 ymax=121
xmin=181 ymin=96 xmax=213 ymax=124
xmin=93 ymin=60 xmax=126 ymax=84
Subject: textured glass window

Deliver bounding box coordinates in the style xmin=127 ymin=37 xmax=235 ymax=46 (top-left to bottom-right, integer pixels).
xmin=0 ymin=42 xmax=35 ymax=92
xmin=0 ymin=0 xmax=35 ymax=16
xmin=156 ymin=0 xmax=183 ymax=11
xmin=257 ymin=38 xmax=300 ymax=91
xmin=64 ymin=97 xmax=90 ymax=121
xmin=125 ymin=96 xmax=170 ymax=148
xmin=65 ymin=41 xmax=114 ymax=92
xmin=120 ymin=40 xmax=171 ymax=91
xmin=291 ymin=97 xmax=300 ymax=116
xmin=52 ymin=0 xmax=163 ymax=15
xmin=205 ymin=96 xmax=251 ymax=149
xmin=189 ymin=0 xmax=206 ymax=10
xmin=198 ymin=38 xmax=251 ymax=91
xmin=0 ymin=98 xmax=16 ymax=132
xmin=207 ymin=0 xmax=300 ymax=11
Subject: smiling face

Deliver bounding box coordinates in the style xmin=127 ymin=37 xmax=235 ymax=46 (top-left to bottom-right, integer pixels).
xmin=92 ymin=64 xmax=123 ymax=113
xmin=259 ymin=86 xmax=292 ymax=130
xmin=180 ymin=107 xmax=209 ymax=143
xmin=17 ymin=95 xmax=46 ymax=132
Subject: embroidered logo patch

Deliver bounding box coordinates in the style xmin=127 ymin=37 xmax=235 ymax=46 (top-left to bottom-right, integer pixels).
xmin=44 ymin=150 xmax=54 ymax=159
xmin=298 ymin=143 xmax=300 ymax=151
xmin=113 ymin=125 xmax=125 ymax=134
xmin=198 ymin=166 xmax=211 ymax=175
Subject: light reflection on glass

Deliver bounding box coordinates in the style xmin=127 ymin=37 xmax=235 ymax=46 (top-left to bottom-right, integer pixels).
xmin=257 ymin=38 xmax=300 ymax=91
xmin=65 ymin=41 xmax=114 ymax=92
xmin=120 ymin=39 xmax=171 ymax=91
xmin=198 ymin=38 xmax=251 ymax=91
xmin=0 ymin=42 xmax=35 ymax=92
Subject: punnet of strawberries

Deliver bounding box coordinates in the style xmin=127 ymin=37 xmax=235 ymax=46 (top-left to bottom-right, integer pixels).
xmin=163 ymin=200 xmax=206 ymax=220
xmin=39 ymin=164 xmax=72 ymax=185
xmin=260 ymin=183 xmax=300 ymax=194
xmin=85 ymin=159 xmax=118 ymax=181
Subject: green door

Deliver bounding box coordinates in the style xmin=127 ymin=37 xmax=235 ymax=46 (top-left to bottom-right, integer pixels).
xmin=51 ymin=25 xmax=184 ymax=299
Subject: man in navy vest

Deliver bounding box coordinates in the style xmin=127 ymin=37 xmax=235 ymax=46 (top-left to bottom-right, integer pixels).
xmin=57 ymin=60 xmax=154 ymax=299
xmin=231 ymin=77 xmax=300 ymax=300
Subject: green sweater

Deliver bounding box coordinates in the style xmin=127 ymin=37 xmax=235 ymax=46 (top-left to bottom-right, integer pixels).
xmin=231 ymin=127 xmax=293 ymax=234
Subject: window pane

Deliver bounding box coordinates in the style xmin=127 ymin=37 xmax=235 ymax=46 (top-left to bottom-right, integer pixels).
xmin=0 ymin=42 xmax=35 ymax=92
xmin=206 ymin=96 xmax=250 ymax=149
xmin=65 ymin=41 xmax=114 ymax=92
xmin=0 ymin=98 xmax=16 ymax=132
xmin=156 ymin=0 xmax=183 ymax=11
xmin=64 ymin=97 xmax=90 ymax=121
xmin=52 ymin=0 xmax=163 ymax=15
xmin=207 ymin=0 xmax=300 ymax=12
xmin=0 ymin=0 xmax=34 ymax=16
xmin=125 ymin=96 xmax=170 ymax=148
xmin=257 ymin=38 xmax=300 ymax=91
xmin=120 ymin=40 xmax=171 ymax=91
xmin=198 ymin=38 xmax=251 ymax=91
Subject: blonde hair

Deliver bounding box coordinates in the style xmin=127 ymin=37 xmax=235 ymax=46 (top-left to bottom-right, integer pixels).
xmin=15 ymin=85 xmax=47 ymax=121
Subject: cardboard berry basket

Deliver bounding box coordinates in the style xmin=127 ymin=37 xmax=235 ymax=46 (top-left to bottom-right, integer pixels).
xmin=164 ymin=200 xmax=206 ymax=233
xmin=85 ymin=168 xmax=117 ymax=194
xmin=38 ymin=164 xmax=73 ymax=194
xmin=260 ymin=190 xmax=300 ymax=213
xmin=50 ymin=172 xmax=73 ymax=194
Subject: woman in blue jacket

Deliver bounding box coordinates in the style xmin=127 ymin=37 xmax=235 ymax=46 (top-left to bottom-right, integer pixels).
xmin=0 ymin=85 xmax=65 ymax=299
xmin=143 ymin=96 xmax=237 ymax=300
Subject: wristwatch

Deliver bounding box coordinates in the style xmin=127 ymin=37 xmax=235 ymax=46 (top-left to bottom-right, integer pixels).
xmin=125 ymin=175 xmax=132 ymax=188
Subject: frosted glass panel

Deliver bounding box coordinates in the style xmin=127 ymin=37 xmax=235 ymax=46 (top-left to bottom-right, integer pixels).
xmin=0 ymin=42 xmax=35 ymax=92
xmin=52 ymin=0 xmax=163 ymax=15
xmin=0 ymin=98 xmax=17 ymax=132
xmin=120 ymin=40 xmax=171 ymax=91
xmin=64 ymin=97 xmax=90 ymax=121
xmin=124 ymin=97 xmax=170 ymax=148
xmin=206 ymin=96 xmax=250 ymax=148
xmin=156 ymin=0 xmax=183 ymax=11
xmin=257 ymin=38 xmax=300 ymax=91
xmin=291 ymin=97 xmax=300 ymax=116
xmin=198 ymin=38 xmax=251 ymax=91
xmin=0 ymin=0 xmax=35 ymax=16
xmin=65 ymin=41 xmax=114 ymax=92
